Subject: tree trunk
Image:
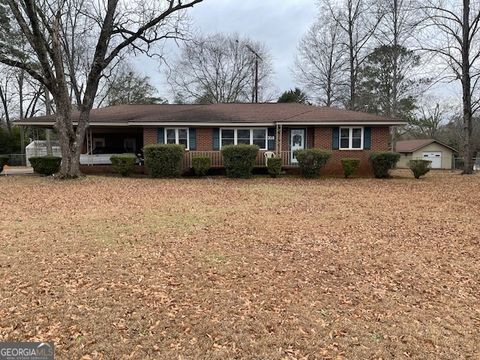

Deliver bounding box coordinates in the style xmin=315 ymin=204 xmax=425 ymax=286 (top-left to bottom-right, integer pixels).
xmin=55 ymin=93 xmax=85 ymax=179
xmin=462 ymin=0 xmax=474 ymax=174
xmin=348 ymin=20 xmax=356 ymax=110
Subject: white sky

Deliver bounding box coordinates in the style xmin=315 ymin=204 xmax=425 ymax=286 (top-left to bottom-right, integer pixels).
xmin=131 ymin=0 xmax=318 ymax=102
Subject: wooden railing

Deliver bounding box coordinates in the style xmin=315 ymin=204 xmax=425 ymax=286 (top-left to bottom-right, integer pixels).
xmin=183 ymin=150 xmax=299 ymax=168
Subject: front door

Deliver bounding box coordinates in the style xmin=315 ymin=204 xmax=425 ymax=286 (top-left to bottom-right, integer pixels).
xmin=290 ymin=129 xmax=305 ymax=163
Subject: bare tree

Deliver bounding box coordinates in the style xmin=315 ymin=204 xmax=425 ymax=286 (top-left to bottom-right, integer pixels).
xmin=325 ymin=0 xmax=383 ymax=110
xmin=420 ymin=0 xmax=480 ymax=174
xmin=0 ymin=0 xmax=204 ymax=178
xmin=295 ymin=17 xmax=347 ymax=106
xmin=0 ymin=65 xmax=43 ymax=132
xmin=408 ymin=102 xmax=448 ymax=138
xmin=167 ymin=33 xmax=274 ymax=103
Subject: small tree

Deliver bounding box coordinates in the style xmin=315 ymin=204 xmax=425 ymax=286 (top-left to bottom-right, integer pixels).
xmin=144 ymin=144 xmax=184 ymax=178
xmin=267 ymin=157 xmax=282 ymax=177
xmin=192 ymin=156 xmax=211 ymax=176
xmin=295 ymin=149 xmax=331 ymax=178
xmin=110 ymin=154 xmax=137 ymax=177
xmin=409 ymin=159 xmax=431 ymax=179
xmin=369 ymin=152 xmax=400 ymax=178
xmin=341 ymin=158 xmax=361 ymax=178
xmin=221 ymin=145 xmax=259 ymax=178
xmin=277 ymin=88 xmax=309 ymax=104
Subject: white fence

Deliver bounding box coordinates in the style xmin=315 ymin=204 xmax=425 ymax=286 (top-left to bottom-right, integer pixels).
xmin=25 ymin=141 xmax=62 ymax=167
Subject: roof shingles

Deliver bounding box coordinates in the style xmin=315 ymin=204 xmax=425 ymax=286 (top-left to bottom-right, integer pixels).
xmin=17 ymin=103 xmax=405 ymax=125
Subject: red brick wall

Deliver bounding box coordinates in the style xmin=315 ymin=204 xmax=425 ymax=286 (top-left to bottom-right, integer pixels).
xmin=313 ymin=126 xmax=391 ymax=176
xmin=144 ymin=128 xmax=157 ymax=146
xmin=196 ymin=128 xmax=213 ymax=151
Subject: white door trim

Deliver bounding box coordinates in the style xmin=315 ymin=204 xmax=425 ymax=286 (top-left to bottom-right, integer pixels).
xmin=290 ymin=129 xmax=305 ymax=164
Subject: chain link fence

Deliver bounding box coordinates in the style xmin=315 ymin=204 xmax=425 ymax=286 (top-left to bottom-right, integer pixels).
xmin=453 ymin=157 xmax=480 ymax=171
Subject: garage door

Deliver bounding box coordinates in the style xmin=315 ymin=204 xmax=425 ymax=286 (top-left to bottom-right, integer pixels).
xmin=423 ymin=152 xmax=442 ymax=169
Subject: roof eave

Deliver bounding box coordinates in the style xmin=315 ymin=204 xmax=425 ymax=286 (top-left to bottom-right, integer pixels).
xmin=16 ymin=120 xmax=408 ymax=127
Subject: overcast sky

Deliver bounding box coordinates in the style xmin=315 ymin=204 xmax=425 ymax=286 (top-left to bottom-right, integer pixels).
xmin=132 ymin=0 xmax=318 ymax=102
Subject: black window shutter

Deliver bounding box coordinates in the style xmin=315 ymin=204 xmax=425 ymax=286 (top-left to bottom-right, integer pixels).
xmin=213 ymin=128 xmax=220 ymax=150
xmin=332 ymin=127 xmax=339 ymax=150
xmin=189 ymin=128 xmax=196 ymax=150
xmin=157 ymin=128 xmax=165 ymax=144
xmin=364 ymin=127 xmax=372 ymax=150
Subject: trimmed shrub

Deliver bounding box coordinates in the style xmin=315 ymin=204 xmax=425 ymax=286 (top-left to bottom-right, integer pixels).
xmin=192 ymin=156 xmax=211 ymax=176
xmin=369 ymin=151 xmax=400 ymax=178
xmin=110 ymin=153 xmax=137 ymax=177
xmin=409 ymin=159 xmax=431 ymax=179
xmin=144 ymin=144 xmax=184 ymax=178
xmin=0 ymin=155 xmax=8 ymax=173
xmin=341 ymin=158 xmax=361 ymax=178
xmin=295 ymin=149 xmax=331 ymax=178
xmin=29 ymin=156 xmax=62 ymax=175
xmin=221 ymin=144 xmax=259 ymax=178
xmin=267 ymin=157 xmax=282 ymax=178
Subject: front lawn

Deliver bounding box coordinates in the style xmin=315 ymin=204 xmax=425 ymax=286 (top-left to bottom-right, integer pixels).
xmin=0 ymin=171 xmax=478 ymax=359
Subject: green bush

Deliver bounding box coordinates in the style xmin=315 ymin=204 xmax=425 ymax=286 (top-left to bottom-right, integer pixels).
xmin=29 ymin=156 xmax=62 ymax=175
xmin=369 ymin=151 xmax=400 ymax=178
xmin=192 ymin=156 xmax=211 ymax=176
xmin=294 ymin=149 xmax=331 ymax=178
xmin=267 ymin=157 xmax=282 ymax=178
xmin=110 ymin=153 xmax=137 ymax=177
xmin=409 ymin=159 xmax=431 ymax=179
xmin=0 ymin=126 xmax=21 ymax=154
xmin=341 ymin=158 xmax=361 ymax=178
xmin=221 ymin=144 xmax=259 ymax=178
xmin=144 ymin=144 xmax=184 ymax=178
xmin=0 ymin=155 xmax=8 ymax=173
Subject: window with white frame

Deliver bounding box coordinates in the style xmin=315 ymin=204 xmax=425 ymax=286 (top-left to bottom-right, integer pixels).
xmin=220 ymin=128 xmax=267 ymax=149
xmin=340 ymin=127 xmax=363 ymax=150
xmin=165 ymin=128 xmax=189 ymax=149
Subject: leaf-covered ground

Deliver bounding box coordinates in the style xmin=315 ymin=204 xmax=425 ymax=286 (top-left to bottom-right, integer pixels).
xmin=0 ymin=171 xmax=479 ymax=359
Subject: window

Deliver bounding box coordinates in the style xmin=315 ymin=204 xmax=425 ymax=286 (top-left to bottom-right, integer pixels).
xmin=165 ymin=128 xmax=189 ymax=149
xmin=253 ymin=129 xmax=267 ymax=148
xmin=237 ymin=129 xmax=251 ymax=145
xmin=220 ymin=128 xmax=267 ymax=149
xmin=339 ymin=127 xmax=363 ymax=150
xmin=221 ymin=129 xmax=235 ymax=146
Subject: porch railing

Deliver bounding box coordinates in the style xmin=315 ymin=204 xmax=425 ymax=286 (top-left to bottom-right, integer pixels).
xmin=183 ymin=150 xmax=299 ymax=168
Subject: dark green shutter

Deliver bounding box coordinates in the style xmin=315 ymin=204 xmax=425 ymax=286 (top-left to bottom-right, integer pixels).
xmin=157 ymin=128 xmax=165 ymax=144
xmin=189 ymin=128 xmax=196 ymax=150
xmin=267 ymin=128 xmax=275 ymax=150
xmin=213 ymin=128 xmax=220 ymax=150
xmin=332 ymin=127 xmax=339 ymax=150
xmin=364 ymin=127 xmax=372 ymax=150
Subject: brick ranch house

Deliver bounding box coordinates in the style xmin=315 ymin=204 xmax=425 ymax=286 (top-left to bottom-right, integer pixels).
xmin=17 ymin=103 xmax=406 ymax=175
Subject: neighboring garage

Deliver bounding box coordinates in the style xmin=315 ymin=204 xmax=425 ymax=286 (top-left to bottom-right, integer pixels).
xmin=395 ymin=139 xmax=457 ymax=170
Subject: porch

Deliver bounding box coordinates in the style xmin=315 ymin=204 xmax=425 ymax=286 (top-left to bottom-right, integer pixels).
xmin=182 ymin=150 xmax=299 ymax=168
